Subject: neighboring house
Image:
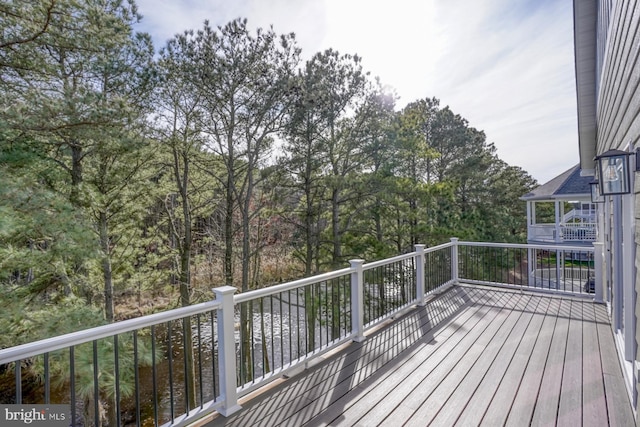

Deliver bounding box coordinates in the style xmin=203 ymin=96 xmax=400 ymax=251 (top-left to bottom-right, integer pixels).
xmin=520 ymin=165 xmax=597 ymax=292
xmin=574 ymin=0 xmax=639 ymax=415
xmin=521 ymin=164 xmax=596 ymax=246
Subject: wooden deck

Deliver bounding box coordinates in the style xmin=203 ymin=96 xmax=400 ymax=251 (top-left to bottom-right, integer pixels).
xmin=203 ymin=285 xmax=635 ymax=427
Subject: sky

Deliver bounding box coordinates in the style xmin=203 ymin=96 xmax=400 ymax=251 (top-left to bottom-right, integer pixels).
xmin=133 ymin=0 xmax=578 ymax=185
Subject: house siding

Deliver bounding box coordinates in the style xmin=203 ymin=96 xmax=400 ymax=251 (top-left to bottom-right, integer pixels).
xmin=596 ymin=0 xmax=613 ymax=94
xmin=597 ymin=1 xmax=640 ymax=150
xmin=595 ymin=0 xmax=640 ymax=414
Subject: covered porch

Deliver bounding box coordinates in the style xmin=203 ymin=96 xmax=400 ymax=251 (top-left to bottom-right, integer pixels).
xmin=521 ymin=165 xmax=597 ymax=246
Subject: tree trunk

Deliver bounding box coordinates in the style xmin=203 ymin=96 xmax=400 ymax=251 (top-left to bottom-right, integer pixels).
xmin=331 ymin=188 xmax=341 ymax=267
xmin=70 ymin=144 xmax=83 ymax=206
xmin=240 ymin=158 xmax=255 ymax=382
xmin=395 ymin=208 xmax=403 ymax=253
xmin=409 ymin=198 xmax=418 ymax=247
xmin=241 ymin=206 xmax=251 ymax=293
xmin=304 ymin=178 xmax=314 ymax=277
xmin=178 ymin=168 xmax=197 ymax=412
xmin=331 ymin=183 xmax=343 ymax=339
xmin=374 ymin=198 xmax=383 ymax=244
xmin=98 ymin=211 xmax=114 ymax=323
xmin=168 ymin=138 xmax=197 ymax=411
xmin=224 ymin=149 xmax=235 ymax=287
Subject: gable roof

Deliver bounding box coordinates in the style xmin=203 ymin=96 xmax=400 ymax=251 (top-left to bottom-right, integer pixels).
xmin=520 ymin=164 xmax=594 ymax=201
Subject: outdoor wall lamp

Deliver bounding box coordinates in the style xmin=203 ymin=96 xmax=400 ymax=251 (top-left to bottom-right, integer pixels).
xmin=590 ymin=180 xmax=604 ymax=203
xmin=595 ymin=149 xmax=631 ymax=195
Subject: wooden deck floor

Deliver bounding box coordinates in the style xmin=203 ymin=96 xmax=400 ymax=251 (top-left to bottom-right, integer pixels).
xmin=204 ymin=285 xmax=635 ymax=427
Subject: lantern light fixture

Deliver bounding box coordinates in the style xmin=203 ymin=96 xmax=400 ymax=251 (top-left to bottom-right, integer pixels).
xmin=595 ymin=149 xmax=631 ymax=195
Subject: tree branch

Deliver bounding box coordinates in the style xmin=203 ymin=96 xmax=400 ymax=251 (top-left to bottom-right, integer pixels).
xmin=0 ymin=0 xmax=56 ymax=50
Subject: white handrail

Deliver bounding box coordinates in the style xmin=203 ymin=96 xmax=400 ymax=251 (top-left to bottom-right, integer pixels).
xmin=235 ymin=242 xmax=456 ymax=304
xmin=234 ymin=267 xmax=352 ymax=303
xmin=363 ymin=251 xmax=416 ymax=270
xmin=362 ymin=241 xmax=454 ymax=271
xmin=458 ymin=240 xmax=594 ymax=253
xmin=0 ymin=299 xmax=222 ymax=364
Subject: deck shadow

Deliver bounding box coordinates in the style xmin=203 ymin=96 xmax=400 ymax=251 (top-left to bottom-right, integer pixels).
xmin=205 ymin=286 xmax=495 ymax=427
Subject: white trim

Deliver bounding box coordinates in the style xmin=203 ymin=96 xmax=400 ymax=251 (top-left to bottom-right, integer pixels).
xmin=627 ymin=143 xmax=638 ymax=410
xmin=622 ymin=165 xmax=635 ymax=362
xmin=593 ymin=241 xmax=604 ymax=303
xmin=527 ymin=202 xmax=532 ymax=240
xmin=613 ymin=196 xmax=623 ymax=331
xmin=555 ymin=201 xmax=562 ymax=243
xmin=605 ymin=198 xmax=612 ymax=304
xmin=615 ymin=331 xmax=636 ymax=411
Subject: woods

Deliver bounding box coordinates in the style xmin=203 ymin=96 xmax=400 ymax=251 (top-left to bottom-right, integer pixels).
xmin=0 ymin=0 xmax=537 ymax=341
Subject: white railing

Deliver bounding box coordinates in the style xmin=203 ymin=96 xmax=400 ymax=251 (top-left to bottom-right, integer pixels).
xmin=563 ymin=208 xmax=595 ymax=223
xmin=456 ymin=241 xmax=596 ymax=297
xmin=230 ymin=241 xmax=455 ymax=396
xmin=0 ymin=298 xmax=227 ymax=427
xmin=528 ymin=223 xmax=596 ymax=242
xmin=0 ymin=239 xmax=600 ymax=426
xmin=561 ymin=223 xmax=596 ymax=241
xmin=528 ymin=224 xmax=557 ymax=242
xmin=0 ymin=242 xmax=455 ymax=427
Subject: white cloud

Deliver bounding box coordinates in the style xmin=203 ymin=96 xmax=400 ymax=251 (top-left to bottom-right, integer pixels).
xmin=135 ymin=0 xmax=243 ymax=45
xmin=246 ymin=0 xmax=328 ymax=54
xmin=423 ymin=0 xmax=578 ymax=183
xmin=133 ymin=0 xmax=578 ymax=184
xmin=319 ymin=0 xmax=438 ymax=103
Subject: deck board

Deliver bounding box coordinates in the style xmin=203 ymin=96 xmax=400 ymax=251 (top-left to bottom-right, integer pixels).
xmin=204 ymin=285 xmax=635 ymax=427
xmin=419 ymin=294 xmax=538 ymax=427
xmin=400 ymin=292 xmax=520 ymax=409
xmin=290 ymin=287 xmax=488 ymax=426
xmin=301 ymin=287 xmax=508 ymax=427
xmin=557 ymin=300 xmax=584 ymax=426
xmin=478 ymin=296 xmax=553 ymax=426
xmin=502 ymin=297 xmax=562 ymax=427
xmin=352 ymin=290 xmax=516 ymax=426
xmin=582 ymin=302 xmax=608 ymax=427
xmin=395 ymin=292 xmax=521 ymax=426
xmin=594 ymin=304 xmax=636 ymax=427
xmin=453 ymin=295 xmax=548 ymax=426
xmin=529 ymin=298 xmax=571 ymax=426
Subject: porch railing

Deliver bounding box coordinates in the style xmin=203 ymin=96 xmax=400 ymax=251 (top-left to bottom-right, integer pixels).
xmin=561 ymin=223 xmax=597 ymax=241
xmin=0 ymin=240 xmax=598 ymax=426
xmin=457 ymin=241 xmax=595 ymax=295
xmin=528 ymin=223 xmax=596 ymax=243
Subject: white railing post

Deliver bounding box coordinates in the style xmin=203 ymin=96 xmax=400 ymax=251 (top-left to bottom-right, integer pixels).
xmin=526 ymin=202 xmax=532 ymax=240
xmin=415 ymin=244 xmax=426 ymax=306
xmin=554 ymin=201 xmax=561 ymax=243
xmin=593 ymin=242 xmax=604 ymax=303
xmin=556 ymin=250 xmax=562 ymax=289
xmin=213 ymin=286 xmax=242 ymax=417
xmin=450 ymin=238 xmax=459 ymax=284
xmin=350 ymin=259 xmax=365 ymax=342
xmin=527 ymin=248 xmax=535 ymax=285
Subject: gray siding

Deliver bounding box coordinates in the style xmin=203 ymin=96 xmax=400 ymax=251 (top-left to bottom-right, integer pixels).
xmin=597 ymin=1 xmax=640 ymax=151
xmin=595 ymin=0 xmax=640 ymax=415
xmin=596 ymin=0 xmax=613 ymax=94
